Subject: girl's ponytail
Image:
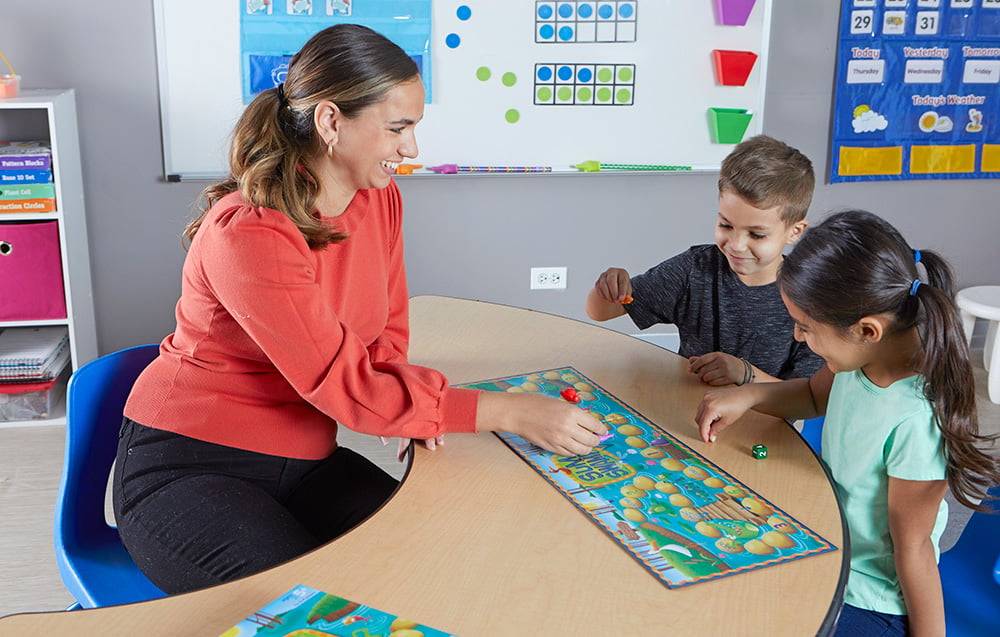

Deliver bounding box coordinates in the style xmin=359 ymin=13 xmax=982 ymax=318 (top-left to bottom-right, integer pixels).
xmin=913 ymin=252 xmax=999 ymax=509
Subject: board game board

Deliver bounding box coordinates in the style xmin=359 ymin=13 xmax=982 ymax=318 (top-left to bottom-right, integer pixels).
xmin=460 ymin=367 xmax=837 ymax=588
xmin=219 ymin=584 xmax=454 ymax=637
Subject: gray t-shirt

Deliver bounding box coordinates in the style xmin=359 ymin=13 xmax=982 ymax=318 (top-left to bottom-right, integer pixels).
xmin=625 ymin=244 xmax=824 ymax=379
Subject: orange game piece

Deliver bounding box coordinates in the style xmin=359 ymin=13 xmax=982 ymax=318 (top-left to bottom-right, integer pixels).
xmin=622 ymin=295 xmax=634 ymax=305
xmin=395 ymin=163 xmax=423 ymax=175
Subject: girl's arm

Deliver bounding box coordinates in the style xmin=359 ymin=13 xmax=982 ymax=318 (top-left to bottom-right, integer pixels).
xmin=888 ymin=477 xmax=948 ymax=637
xmin=695 ymin=365 xmax=833 ymax=443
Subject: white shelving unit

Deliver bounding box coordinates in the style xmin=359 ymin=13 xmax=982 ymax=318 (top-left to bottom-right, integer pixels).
xmin=0 ymin=89 xmax=98 ymax=428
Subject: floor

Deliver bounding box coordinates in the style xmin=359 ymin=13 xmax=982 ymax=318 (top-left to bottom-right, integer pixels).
xmin=0 ymin=364 xmax=996 ymax=618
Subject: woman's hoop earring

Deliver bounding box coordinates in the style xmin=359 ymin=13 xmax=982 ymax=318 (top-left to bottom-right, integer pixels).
xmin=327 ymin=142 xmax=335 ymax=158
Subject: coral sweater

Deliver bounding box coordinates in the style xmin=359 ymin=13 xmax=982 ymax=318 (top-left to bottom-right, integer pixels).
xmin=124 ymin=183 xmax=479 ymax=459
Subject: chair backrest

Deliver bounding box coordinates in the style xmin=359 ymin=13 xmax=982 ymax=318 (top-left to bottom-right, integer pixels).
xmin=940 ymin=484 xmax=1000 ymax=636
xmin=54 ymin=344 xmax=162 ymax=608
xmin=55 ymin=344 xmax=159 ymax=544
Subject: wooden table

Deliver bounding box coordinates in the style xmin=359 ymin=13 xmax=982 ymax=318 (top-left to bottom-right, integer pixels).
xmin=0 ymin=296 xmax=847 ymax=636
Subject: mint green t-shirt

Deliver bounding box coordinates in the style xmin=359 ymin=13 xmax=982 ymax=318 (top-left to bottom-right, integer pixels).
xmin=822 ymin=371 xmax=948 ymax=616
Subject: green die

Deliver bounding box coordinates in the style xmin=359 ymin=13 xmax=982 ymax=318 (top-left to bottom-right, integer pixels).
xmin=751 ymin=444 xmax=768 ymax=460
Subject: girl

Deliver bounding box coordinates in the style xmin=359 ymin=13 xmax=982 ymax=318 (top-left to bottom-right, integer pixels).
xmin=694 ymin=210 xmax=999 ymax=636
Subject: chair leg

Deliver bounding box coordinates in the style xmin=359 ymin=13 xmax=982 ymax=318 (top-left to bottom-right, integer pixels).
xmin=989 ymin=321 xmax=1000 ymax=405
xmin=66 ymin=602 xmax=81 ymax=611
xmin=986 ymin=320 xmax=997 ymax=373
xmin=960 ymin=309 xmax=976 ymax=347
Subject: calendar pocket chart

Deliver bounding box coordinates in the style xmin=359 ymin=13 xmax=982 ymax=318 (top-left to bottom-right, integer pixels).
xmin=831 ymin=0 xmax=1000 ymax=182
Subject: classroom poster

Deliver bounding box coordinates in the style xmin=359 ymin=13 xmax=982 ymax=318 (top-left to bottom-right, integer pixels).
xmin=240 ymin=0 xmax=432 ymax=104
xmin=830 ymin=0 xmax=1000 ymax=182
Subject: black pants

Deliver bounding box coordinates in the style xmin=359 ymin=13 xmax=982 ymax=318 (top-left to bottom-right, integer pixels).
xmin=112 ymin=418 xmax=397 ymax=595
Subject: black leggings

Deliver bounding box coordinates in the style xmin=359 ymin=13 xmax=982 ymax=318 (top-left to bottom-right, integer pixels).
xmin=112 ymin=418 xmax=398 ymax=595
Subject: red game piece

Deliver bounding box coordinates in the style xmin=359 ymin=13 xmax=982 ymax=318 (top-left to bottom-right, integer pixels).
xmin=560 ymin=387 xmax=581 ymax=403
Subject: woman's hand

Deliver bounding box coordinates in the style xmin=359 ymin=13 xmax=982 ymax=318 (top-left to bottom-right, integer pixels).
xmin=477 ymin=393 xmax=608 ymax=456
xmin=688 ymin=352 xmax=746 ymax=386
xmin=381 ymin=436 xmax=445 ymax=462
xmin=694 ymin=386 xmax=757 ymax=443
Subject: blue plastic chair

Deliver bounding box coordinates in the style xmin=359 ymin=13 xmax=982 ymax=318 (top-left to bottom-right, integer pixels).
xmin=939 ymin=485 xmax=1000 ymax=636
xmin=800 ymin=416 xmax=824 ymax=455
xmin=54 ymin=344 xmax=167 ymax=608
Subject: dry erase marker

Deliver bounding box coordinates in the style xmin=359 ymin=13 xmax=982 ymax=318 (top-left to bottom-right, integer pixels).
xmin=428 ymin=164 xmax=553 ymax=174
xmin=574 ymin=161 xmax=693 ymax=172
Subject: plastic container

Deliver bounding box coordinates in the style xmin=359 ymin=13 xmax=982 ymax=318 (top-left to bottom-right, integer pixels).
xmin=714 ymin=0 xmax=757 ymax=26
xmin=0 ymin=221 xmax=67 ymax=321
xmin=712 ymin=50 xmax=758 ymax=86
xmin=0 ymin=74 xmax=19 ymax=99
xmin=708 ymin=107 xmax=754 ymax=144
xmin=0 ymin=367 xmax=69 ymax=421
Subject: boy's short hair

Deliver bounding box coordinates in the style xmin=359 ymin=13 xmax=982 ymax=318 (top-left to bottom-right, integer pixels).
xmin=717 ymin=135 xmax=815 ymax=224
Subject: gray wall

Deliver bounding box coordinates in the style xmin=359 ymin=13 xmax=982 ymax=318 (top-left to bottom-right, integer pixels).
xmin=2 ymin=1 xmax=996 ymax=355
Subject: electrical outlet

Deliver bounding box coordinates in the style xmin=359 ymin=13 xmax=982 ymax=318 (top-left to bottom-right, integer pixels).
xmin=530 ymin=267 xmax=567 ymax=290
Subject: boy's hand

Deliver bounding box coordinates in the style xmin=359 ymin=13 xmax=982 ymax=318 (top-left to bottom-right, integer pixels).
xmin=694 ymin=386 xmax=755 ymax=443
xmin=688 ymin=352 xmax=745 ymax=386
xmin=594 ymin=268 xmax=633 ymax=304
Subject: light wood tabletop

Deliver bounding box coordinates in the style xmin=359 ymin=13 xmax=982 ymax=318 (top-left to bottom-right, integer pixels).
xmin=0 ymin=296 xmax=847 ymax=636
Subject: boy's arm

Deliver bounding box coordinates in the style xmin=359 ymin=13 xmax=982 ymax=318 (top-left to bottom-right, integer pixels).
xmin=888 ymin=477 xmax=948 ymax=637
xmin=688 ymin=353 xmax=783 ymax=385
xmin=586 ymin=286 xmax=627 ymax=321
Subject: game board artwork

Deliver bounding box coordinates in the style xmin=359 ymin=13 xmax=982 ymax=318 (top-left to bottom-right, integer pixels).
xmin=459 ymin=367 xmax=837 ymax=589
xmin=219 ymin=584 xmax=455 ymax=636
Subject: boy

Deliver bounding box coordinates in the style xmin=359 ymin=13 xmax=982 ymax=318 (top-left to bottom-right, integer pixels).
xmin=586 ymin=136 xmax=823 ymax=385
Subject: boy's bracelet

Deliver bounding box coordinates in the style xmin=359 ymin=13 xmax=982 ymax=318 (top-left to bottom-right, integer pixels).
xmin=738 ymin=358 xmax=755 ymax=386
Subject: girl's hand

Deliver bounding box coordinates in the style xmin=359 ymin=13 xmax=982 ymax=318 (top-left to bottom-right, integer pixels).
xmin=478 ymin=393 xmax=608 ymax=457
xmin=694 ymin=386 xmax=756 ymax=443
xmin=688 ymin=352 xmax=746 ymax=386
xmin=594 ymin=268 xmax=633 ymax=304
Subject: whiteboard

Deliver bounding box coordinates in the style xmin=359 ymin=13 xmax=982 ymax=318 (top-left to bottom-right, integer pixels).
xmin=154 ymin=0 xmax=772 ymax=179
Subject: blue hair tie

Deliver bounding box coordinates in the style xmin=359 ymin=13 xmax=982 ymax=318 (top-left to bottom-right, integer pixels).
xmin=913 ymin=249 xmax=922 ymax=264
xmin=909 ymin=279 xmax=922 ymax=296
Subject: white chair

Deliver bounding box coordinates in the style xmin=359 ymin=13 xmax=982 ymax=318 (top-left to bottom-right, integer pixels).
xmin=956 ymin=286 xmax=1000 ymax=405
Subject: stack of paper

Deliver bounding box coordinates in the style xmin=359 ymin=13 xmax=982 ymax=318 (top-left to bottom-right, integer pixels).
xmin=0 ymin=326 xmax=70 ymax=382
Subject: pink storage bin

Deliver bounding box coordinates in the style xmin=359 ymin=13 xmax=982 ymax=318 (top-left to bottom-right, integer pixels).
xmin=0 ymin=221 xmax=67 ymax=320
